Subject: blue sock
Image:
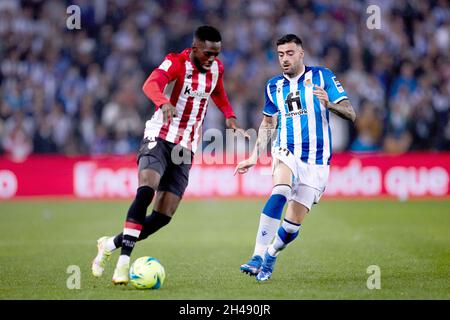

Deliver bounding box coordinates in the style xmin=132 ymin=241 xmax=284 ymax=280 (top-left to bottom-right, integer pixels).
xmin=262 ymin=184 xmax=291 ymax=219
xmin=253 ymin=184 xmax=291 ymax=257
xmin=268 ymin=219 xmax=301 ymax=256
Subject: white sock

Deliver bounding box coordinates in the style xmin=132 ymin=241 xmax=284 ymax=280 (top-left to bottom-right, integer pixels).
xmin=267 ymin=245 xmax=278 ymax=257
xmin=117 ymin=255 xmax=130 ymax=267
xmin=105 ymin=237 xmax=118 ymax=252
xmin=253 ymin=214 xmax=281 ymax=257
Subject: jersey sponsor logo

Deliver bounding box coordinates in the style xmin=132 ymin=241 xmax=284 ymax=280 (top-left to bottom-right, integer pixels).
xmin=183 ymin=85 xmax=209 ymax=98
xmin=332 ymin=76 xmax=344 ymax=93
xmin=158 ymin=59 xmax=172 ymax=72
xmin=285 ymin=90 xmax=307 ymax=117
xmin=286 ymin=109 xmax=308 ymax=117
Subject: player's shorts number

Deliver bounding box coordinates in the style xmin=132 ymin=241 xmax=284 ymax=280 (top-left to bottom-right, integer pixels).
xmin=277 ymin=147 xmax=290 ymax=157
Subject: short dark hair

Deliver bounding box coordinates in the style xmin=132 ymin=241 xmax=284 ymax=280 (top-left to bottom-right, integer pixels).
xmin=276 ymin=34 xmax=303 ymax=47
xmin=194 ymin=25 xmax=222 ymax=42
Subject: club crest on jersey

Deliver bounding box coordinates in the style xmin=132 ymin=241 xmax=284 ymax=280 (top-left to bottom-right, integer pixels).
xmin=304 ymin=78 xmax=314 ymax=88
xmin=184 ymin=85 xmax=209 ymax=98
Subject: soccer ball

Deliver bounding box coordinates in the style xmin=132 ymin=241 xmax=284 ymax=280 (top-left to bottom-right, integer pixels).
xmin=129 ymin=256 xmax=166 ymax=290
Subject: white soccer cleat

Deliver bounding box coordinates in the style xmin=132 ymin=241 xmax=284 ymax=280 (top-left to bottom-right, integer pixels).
xmin=91 ymin=236 xmax=112 ymax=278
xmin=112 ymin=263 xmax=130 ymax=285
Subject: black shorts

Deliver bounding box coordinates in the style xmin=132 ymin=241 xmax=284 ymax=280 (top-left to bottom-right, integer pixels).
xmin=137 ymin=137 xmax=193 ymax=198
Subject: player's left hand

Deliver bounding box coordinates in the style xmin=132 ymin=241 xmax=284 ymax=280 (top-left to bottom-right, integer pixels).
xmin=313 ymin=85 xmax=330 ymax=107
xmin=226 ymin=117 xmax=250 ymax=139
xmin=234 ymin=157 xmax=257 ymax=175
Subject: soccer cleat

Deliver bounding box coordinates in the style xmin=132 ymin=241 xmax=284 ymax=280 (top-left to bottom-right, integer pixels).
xmin=240 ymin=255 xmax=263 ymax=276
xmin=112 ymin=263 xmax=130 ymax=285
xmin=91 ymin=236 xmax=112 ymax=278
xmin=256 ymin=251 xmax=278 ymax=282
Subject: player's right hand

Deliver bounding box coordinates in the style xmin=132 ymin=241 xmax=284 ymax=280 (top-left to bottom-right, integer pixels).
xmin=161 ymin=103 xmax=177 ymax=124
xmin=234 ymin=158 xmax=257 ymax=175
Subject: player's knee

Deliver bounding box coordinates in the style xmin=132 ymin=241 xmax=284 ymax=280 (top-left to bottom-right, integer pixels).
xmin=135 ymin=186 xmax=155 ymax=207
xmin=154 ymin=192 xmax=181 ymax=217
xmin=138 ymin=169 xmax=160 ymax=190
xmin=271 ymin=184 xmax=292 ymax=199
xmin=262 ymin=185 xmax=291 ymax=219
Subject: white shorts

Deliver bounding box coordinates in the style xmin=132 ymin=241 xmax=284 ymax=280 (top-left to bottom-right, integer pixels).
xmin=272 ymin=147 xmax=330 ymax=211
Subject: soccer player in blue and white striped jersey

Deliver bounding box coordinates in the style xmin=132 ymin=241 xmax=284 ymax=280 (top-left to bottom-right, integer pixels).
xmin=235 ymin=34 xmax=356 ymax=282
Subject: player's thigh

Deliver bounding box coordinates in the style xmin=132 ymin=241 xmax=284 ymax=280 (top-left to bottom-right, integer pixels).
xmin=273 ymin=159 xmax=293 ymax=186
xmin=153 ymin=191 xmax=182 ymax=217
xmin=157 ymin=168 xmax=190 ymax=200
xmin=285 ymin=200 xmax=309 ymax=225
xmin=136 ymin=137 xmax=170 ymax=189
xmin=155 ymin=160 xmax=192 ymax=216
xmin=288 ymin=183 xmax=324 ymax=223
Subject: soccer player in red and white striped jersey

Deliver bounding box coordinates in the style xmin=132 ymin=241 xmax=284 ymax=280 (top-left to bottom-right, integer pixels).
xmin=91 ymin=26 xmax=245 ymax=285
xmin=142 ymin=37 xmax=237 ymax=152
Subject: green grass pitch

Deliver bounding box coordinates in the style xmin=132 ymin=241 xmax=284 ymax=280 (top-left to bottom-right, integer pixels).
xmin=0 ymin=199 xmax=448 ymax=299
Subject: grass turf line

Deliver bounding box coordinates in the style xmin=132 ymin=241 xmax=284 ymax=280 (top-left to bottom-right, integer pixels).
xmin=0 ymin=199 xmax=449 ymax=299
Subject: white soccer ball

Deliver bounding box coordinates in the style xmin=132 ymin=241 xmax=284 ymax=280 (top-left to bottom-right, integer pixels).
xmin=129 ymin=256 xmax=166 ymax=289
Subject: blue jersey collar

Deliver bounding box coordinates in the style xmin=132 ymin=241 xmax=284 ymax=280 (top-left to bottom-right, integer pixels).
xmin=283 ymin=65 xmax=307 ymax=82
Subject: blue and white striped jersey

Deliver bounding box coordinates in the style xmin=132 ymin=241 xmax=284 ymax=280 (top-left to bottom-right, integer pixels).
xmin=263 ymin=66 xmax=347 ymax=165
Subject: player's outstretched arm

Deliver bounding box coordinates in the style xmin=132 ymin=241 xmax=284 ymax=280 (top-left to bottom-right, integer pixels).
xmin=225 ymin=117 xmax=250 ymax=138
xmin=234 ymin=115 xmax=277 ymax=175
xmin=313 ymin=85 xmax=356 ymax=122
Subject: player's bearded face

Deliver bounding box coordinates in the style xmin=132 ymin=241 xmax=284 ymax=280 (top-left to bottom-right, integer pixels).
xmin=277 ymin=43 xmax=304 ymax=76
xmin=192 ymin=40 xmax=221 ymax=72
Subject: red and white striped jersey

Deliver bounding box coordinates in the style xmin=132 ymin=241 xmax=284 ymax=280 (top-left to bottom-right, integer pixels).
xmin=142 ymin=48 xmax=235 ymax=153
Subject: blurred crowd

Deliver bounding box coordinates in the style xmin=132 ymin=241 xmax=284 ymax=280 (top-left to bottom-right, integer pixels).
xmin=0 ymin=0 xmax=449 ymax=161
